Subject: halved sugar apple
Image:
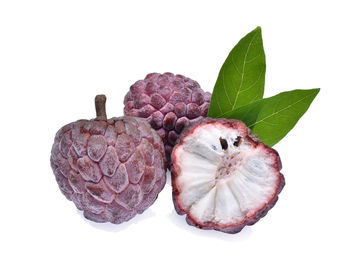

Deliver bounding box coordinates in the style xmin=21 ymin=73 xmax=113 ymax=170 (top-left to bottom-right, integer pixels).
xmin=171 ymin=118 xmax=285 ymax=234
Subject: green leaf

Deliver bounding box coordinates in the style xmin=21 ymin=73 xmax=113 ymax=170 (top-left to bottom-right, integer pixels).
xmin=208 ymin=26 xmax=266 ymax=118
xmin=220 ymin=89 xmax=320 ymax=146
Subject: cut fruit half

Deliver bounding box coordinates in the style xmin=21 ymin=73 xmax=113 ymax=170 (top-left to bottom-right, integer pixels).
xmin=171 ymin=118 xmax=285 ymax=234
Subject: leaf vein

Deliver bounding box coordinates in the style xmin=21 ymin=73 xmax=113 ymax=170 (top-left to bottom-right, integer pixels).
xmin=245 ymin=51 xmax=262 ymax=64
xmin=231 ymin=31 xmax=259 ymax=110
xmin=239 ymin=68 xmax=264 ymax=93
xmin=222 ymin=72 xmax=233 ymax=106
xmin=231 ymin=57 xmax=242 ymax=75
xmin=248 ymin=93 xmax=316 ymax=128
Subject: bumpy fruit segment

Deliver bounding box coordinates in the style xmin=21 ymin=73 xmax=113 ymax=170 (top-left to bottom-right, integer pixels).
xmin=124 ymin=73 xmax=211 ymax=166
xmin=50 ymin=116 xmax=166 ymax=224
xmin=171 ymin=118 xmax=284 ymax=234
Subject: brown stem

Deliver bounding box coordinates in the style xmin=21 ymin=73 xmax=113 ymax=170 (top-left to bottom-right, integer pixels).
xmin=95 ymin=94 xmax=107 ymax=120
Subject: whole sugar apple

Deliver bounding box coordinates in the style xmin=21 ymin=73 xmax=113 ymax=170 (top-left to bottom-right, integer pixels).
xmin=50 ymin=95 xmax=166 ymax=224
xmin=171 ymin=118 xmax=285 ymax=234
xmin=124 ymin=72 xmax=211 ymax=166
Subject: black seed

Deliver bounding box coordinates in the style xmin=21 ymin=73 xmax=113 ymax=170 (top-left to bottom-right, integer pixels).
xmin=219 ymin=137 xmax=228 ymax=150
xmin=233 ymin=136 xmax=242 ymax=147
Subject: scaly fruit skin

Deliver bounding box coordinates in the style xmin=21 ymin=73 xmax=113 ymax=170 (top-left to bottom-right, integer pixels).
xmin=124 ymin=72 xmax=211 ymax=166
xmin=171 ymin=118 xmax=285 ymax=234
xmin=50 ymin=116 xmax=166 ymax=224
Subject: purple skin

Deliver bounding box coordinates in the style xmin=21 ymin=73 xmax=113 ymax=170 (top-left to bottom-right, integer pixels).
xmin=171 ymin=118 xmax=285 ymax=234
xmin=124 ymin=72 xmax=211 ymax=167
xmin=50 ymin=115 xmax=166 ymax=224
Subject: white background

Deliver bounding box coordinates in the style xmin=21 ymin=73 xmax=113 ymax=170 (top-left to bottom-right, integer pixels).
xmin=0 ymin=0 xmax=349 ymax=265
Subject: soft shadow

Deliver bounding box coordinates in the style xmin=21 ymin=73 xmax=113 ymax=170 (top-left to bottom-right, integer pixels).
xmin=77 ymin=208 xmax=156 ymax=233
xmin=168 ymin=210 xmax=252 ymax=242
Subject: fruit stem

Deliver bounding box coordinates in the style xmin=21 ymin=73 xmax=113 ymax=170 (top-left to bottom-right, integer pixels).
xmin=95 ymin=94 xmax=107 ymax=120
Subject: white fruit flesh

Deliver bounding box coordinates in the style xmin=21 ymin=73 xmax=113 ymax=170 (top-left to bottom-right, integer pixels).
xmin=174 ymin=122 xmax=280 ymax=226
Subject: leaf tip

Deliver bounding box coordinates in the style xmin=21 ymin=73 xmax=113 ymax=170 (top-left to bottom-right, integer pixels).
xmin=311 ymin=88 xmax=320 ymax=97
xmin=254 ymin=26 xmax=262 ymax=34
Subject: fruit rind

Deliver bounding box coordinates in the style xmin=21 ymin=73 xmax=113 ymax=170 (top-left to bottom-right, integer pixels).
xmin=124 ymin=73 xmax=211 ymax=167
xmin=51 ymin=116 xmax=166 ymax=224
